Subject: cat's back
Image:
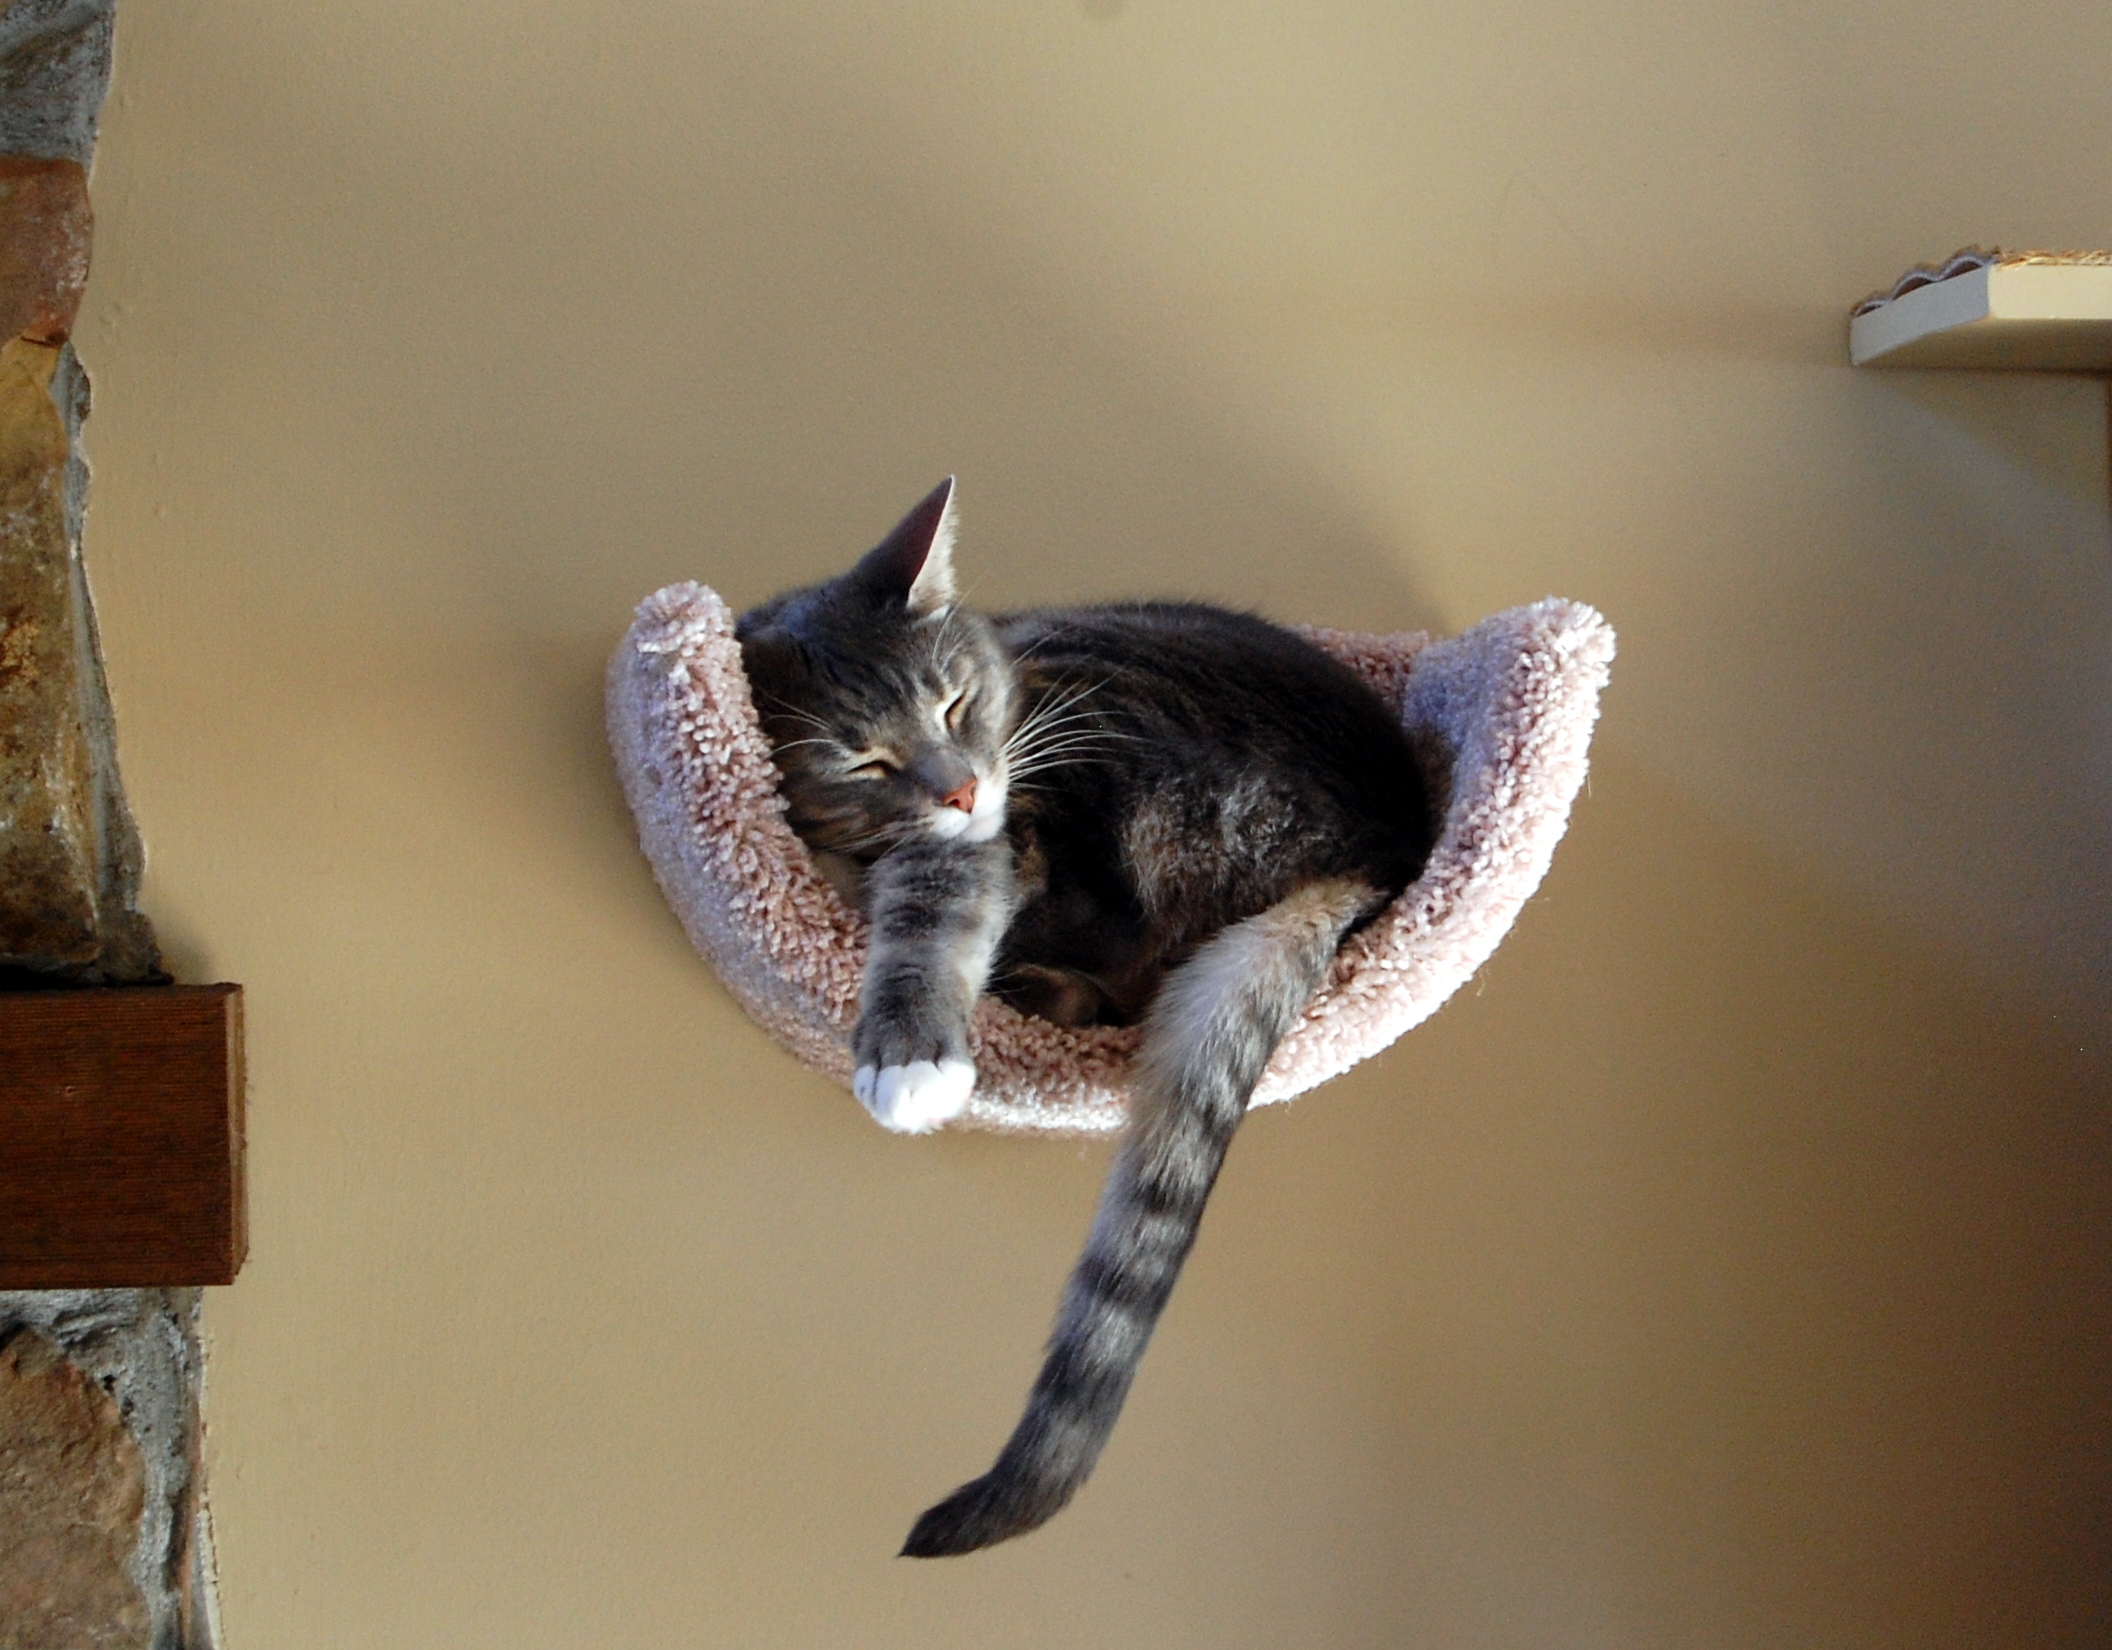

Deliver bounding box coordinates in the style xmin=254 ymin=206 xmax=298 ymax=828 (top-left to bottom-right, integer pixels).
xmin=996 ymin=601 xmax=1432 ymax=897
xmin=999 ymin=600 xmax=1338 ymax=692
xmin=998 ymin=601 xmax=1409 ymax=768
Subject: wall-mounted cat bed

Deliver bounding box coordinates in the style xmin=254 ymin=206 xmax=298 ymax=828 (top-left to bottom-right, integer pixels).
xmin=1850 ymin=247 xmax=2112 ymax=369
xmin=608 ymin=585 xmax=1614 ymax=1137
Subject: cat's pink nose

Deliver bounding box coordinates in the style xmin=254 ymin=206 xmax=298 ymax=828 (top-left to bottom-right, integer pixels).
xmin=941 ymin=778 xmax=978 ymax=814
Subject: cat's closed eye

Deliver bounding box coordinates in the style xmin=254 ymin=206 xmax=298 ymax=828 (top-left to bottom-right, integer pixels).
xmin=848 ymin=757 xmax=898 ymax=780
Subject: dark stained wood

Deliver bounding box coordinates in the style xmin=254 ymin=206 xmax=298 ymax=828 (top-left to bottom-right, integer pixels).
xmin=0 ymin=985 xmax=245 ymax=1286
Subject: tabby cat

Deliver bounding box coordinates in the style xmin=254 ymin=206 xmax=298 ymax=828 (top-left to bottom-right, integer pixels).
xmin=736 ymin=479 xmax=1433 ymax=1556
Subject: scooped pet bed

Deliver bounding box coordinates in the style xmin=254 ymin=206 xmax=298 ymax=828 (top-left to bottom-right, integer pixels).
xmin=608 ymin=584 xmax=1615 ymax=1138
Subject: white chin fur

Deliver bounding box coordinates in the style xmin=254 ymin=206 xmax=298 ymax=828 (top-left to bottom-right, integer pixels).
xmin=966 ymin=772 xmax=1008 ymax=840
xmin=854 ymin=1059 xmax=975 ymax=1133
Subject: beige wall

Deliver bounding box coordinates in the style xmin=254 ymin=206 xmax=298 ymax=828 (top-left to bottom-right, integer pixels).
xmin=79 ymin=1 xmax=2108 ymax=1644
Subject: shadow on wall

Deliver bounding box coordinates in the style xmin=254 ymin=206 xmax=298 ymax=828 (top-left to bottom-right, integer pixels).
xmin=1194 ymin=746 xmax=2112 ymax=1645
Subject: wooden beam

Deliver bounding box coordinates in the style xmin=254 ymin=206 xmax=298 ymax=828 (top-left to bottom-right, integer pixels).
xmin=0 ymin=985 xmax=245 ymax=1286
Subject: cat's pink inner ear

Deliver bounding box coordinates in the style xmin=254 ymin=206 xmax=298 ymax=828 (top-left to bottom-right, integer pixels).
xmin=854 ymin=477 xmax=958 ymax=613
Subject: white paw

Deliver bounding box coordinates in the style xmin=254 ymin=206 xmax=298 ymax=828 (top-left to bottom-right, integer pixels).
xmin=853 ymin=1059 xmax=975 ymax=1134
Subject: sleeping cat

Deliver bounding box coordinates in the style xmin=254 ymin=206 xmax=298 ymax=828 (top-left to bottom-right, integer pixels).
xmin=736 ymin=478 xmax=1434 ymax=1557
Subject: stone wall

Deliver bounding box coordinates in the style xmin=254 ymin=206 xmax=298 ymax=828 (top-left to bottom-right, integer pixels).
xmin=0 ymin=1293 xmax=217 ymax=1649
xmin=0 ymin=0 xmax=156 ymax=984
xmin=1 ymin=5 xmax=220 ymax=1644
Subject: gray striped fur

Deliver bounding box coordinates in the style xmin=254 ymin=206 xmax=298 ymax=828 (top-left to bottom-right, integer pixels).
xmin=738 ymin=483 xmax=1433 ymax=1556
xmin=852 ymin=839 xmax=1016 ymax=1132
xmin=900 ymin=879 xmax=1384 ymax=1557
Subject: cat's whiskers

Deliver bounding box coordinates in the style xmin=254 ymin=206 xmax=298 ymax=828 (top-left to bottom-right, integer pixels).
xmin=1009 ymin=747 xmax=1132 ymax=781
xmin=1005 ymin=742 xmax=1134 ymax=782
xmin=1012 ymin=732 xmax=1134 ymax=758
xmin=1007 ymin=712 xmax=1131 ymax=756
xmin=1010 ymin=721 xmax=1136 ymax=753
xmin=1002 ymin=680 xmax=1108 ymax=763
xmin=1003 ymin=703 xmax=1139 ymax=774
xmin=754 ymin=692 xmax=838 ymax=740
xmin=1005 ymin=746 xmax=1134 ymax=781
xmin=821 ymin=817 xmax=922 ymax=859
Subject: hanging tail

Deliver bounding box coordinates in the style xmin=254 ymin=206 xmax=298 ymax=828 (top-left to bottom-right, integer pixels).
xmin=901 ymin=879 xmax=1382 ymax=1558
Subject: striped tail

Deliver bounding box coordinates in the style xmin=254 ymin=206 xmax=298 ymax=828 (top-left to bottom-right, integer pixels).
xmin=901 ymin=879 xmax=1381 ymax=1558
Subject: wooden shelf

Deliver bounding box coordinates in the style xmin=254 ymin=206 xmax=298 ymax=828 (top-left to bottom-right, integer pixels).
xmin=0 ymin=984 xmax=246 ymax=1287
xmin=1851 ymin=257 xmax=2112 ymax=370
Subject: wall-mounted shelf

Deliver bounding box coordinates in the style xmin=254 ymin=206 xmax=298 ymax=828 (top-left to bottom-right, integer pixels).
xmin=0 ymin=984 xmax=246 ymax=1286
xmin=1850 ymin=249 xmax=2112 ymax=369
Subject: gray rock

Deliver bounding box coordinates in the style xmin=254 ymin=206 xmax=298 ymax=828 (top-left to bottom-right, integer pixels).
xmin=0 ymin=0 xmax=114 ymax=164
xmin=0 ymin=1291 xmax=217 ymax=1649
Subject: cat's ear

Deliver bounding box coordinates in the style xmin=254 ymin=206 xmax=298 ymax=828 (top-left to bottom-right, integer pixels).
xmin=852 ymin=477 xmax=958 ymax=615
xmin=736 ymin=621 xmax=804 ymax=703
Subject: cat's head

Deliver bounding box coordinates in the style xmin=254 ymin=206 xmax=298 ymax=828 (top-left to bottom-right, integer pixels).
xmin=736 ymin=478 xmax=1016 ymax=854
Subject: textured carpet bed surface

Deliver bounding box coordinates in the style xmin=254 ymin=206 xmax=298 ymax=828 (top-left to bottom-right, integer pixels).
xmin=608 ymin=585 xmax=1615 ymax=1138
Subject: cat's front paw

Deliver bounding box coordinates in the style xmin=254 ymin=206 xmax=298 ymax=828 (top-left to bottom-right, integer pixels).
xmin=853 ymin=1058 xmax=976 ymax=1133
xmin=854 ymin=1005 xmax=977 ymax=1133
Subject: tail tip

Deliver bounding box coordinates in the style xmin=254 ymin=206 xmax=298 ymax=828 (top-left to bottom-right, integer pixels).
xmin=898 ymin=1471 xmax=1067 ymax=1559
xmin=900 ymin=1478 xmax=1002 ymax=1559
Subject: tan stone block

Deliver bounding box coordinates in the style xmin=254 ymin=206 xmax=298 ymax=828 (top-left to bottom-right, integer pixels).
xmin=0 ymin=335 xmax=98 ymax=964
xmin=0 ymin=1328 xmax=151 ymax=1650
xmin=0 ymin=334 xmax=157 ymax=978
xmin=0 ymin=157 xmax=90 ymax=344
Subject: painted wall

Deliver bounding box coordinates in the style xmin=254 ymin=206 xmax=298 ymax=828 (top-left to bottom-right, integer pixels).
xmin=79 ymin=1 xmax=2108 ymax=1644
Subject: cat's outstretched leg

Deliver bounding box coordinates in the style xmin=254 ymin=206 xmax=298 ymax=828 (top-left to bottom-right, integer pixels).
xmin=901 ymin=877 xmax=1384 ymax=1556
xmin=853 ymin=838 xmax=1015 ymax=1134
